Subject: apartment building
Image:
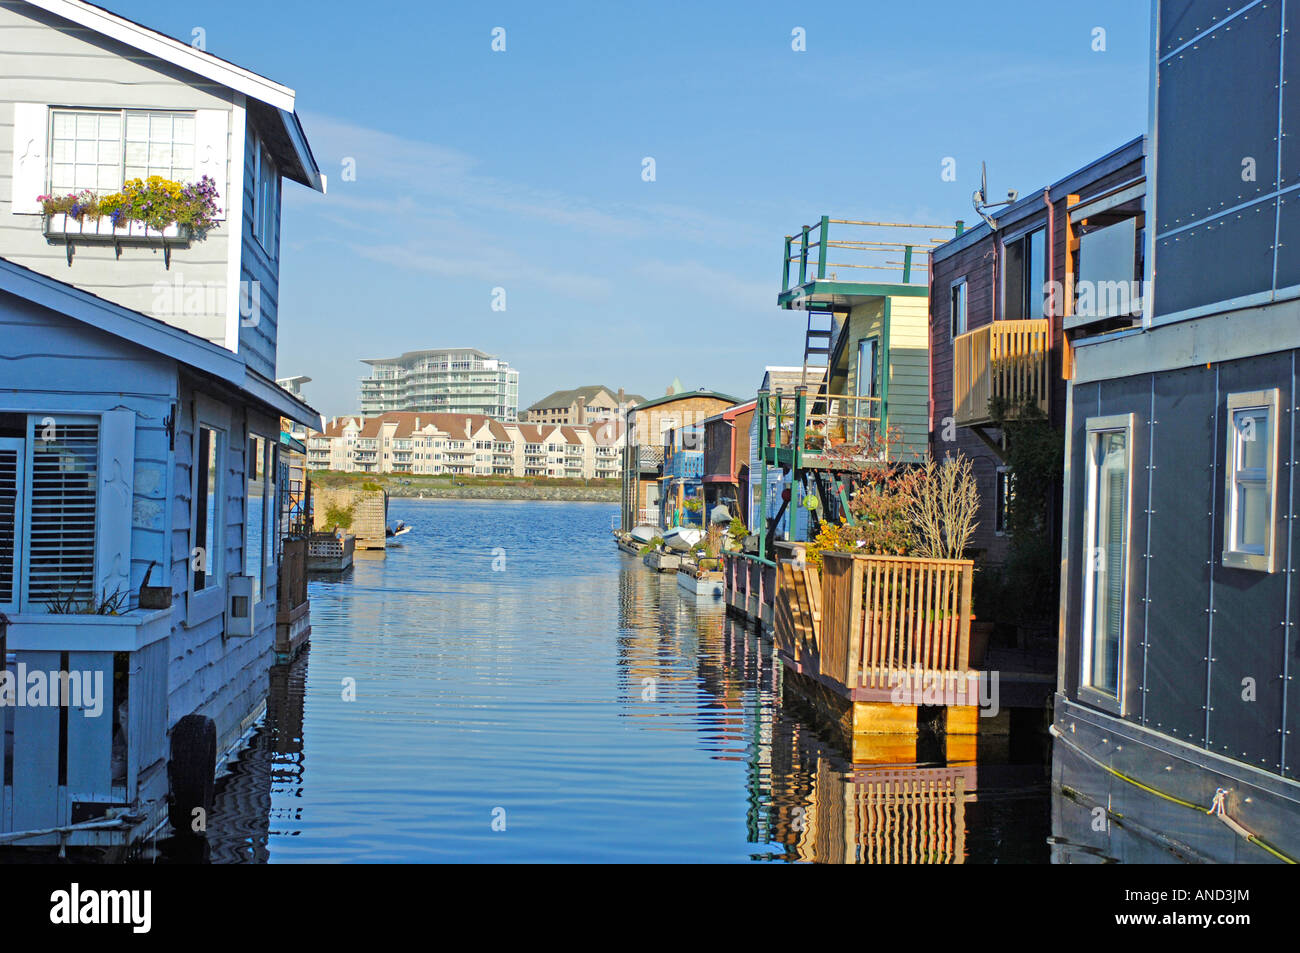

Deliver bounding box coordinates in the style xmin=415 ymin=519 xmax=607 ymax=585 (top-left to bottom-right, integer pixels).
xmin=308 ymin=411 xmax=623 ymax=479
xmin=359 ymin=347 xmax=519 ymax=420
xmin=523 ymin=384 xmax=643 ymax=424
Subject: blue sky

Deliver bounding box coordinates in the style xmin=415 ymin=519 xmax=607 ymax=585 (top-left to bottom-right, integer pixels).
xmin=116 ymin=0 xmax=1151 ymax=418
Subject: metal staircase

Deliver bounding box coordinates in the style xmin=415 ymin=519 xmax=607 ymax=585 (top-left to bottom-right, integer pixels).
xmin=801 ymin=309 xmax=836 ymax=389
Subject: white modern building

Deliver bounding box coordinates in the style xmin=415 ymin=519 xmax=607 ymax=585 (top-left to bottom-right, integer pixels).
xmin=359 ymin=348 xmax=520 ymax=420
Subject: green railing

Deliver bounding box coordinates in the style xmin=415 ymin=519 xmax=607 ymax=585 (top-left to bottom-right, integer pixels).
xmin=781 ymin=217 xmax=963 ymax=298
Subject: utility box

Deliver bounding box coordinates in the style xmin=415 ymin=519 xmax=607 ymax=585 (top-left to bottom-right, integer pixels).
xmin=227 ymin=574 xmax=256 ymax=637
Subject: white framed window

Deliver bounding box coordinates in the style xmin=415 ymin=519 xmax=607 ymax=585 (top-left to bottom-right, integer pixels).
xmin=1223 ymin=389 xmax=1281 ymax=573
xmin=252 ymin=137 xmax=278 ymax=255
xmin=245 ymin=433 xmax=268 ymax=599
xmin=1080 ymin=414 xmax=1134 ymax=714
xmin=193 ymin=424 xmax=223 ymax=593
xmin=49 ymin=109 xmax=195 ymax=195
xmin=950 ymin=278 xmax=968 ymax=339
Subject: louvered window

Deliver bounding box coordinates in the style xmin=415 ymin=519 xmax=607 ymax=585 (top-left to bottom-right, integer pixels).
xmin=0 ymin=440 xmax=23 ymax=611
xmin=26 ymin=420 xmax=99 ymax=607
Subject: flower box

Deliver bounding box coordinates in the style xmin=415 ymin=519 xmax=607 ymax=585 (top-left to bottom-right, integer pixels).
xmin=2 ymin=606 xmax=173 ymax=653
xmin=44 ymin=213 xmax=189 ymax=243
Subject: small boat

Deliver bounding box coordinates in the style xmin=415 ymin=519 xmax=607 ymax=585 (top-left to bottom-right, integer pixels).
xmin=386 ymin=520 xmax=412 ymax=538
xmin=662 ymin=526 xmax=704 ymax=552
xmin=628 ymin=524 xmax=658 ymax=545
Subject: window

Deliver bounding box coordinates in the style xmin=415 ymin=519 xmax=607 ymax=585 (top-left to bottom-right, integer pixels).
xmin=193 ymin=425 xmax=222 ymax=591
xmin=1003 ymin=227 xmax=1047 ymax=320
xmin=855 ymin=337 xmax=879 ymax=444
xmin=1081 ymin=415 xmax=1133 ymax=711
xmin=1223 ymin=389 xmax=1280 ymax=572
xmin=1076 ymin=217 xmax=1143 ymax=320
xmin=245 ymin=434 xmax=267 ymax=597
xmin=950 ymin=279 xmax=968 ymax=339
xmin=995 ymin=467 xmax=1013 ymax=535
xmin=49 ymin=109 xmax=195 ymax=195
xmin=0 ymin=437 xmax=24 ymax=613
xmin=252 ymin=139 xmax=278 ymax=254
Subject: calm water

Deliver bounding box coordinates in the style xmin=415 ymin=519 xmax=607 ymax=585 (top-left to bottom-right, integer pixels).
xmin=190 ymin=499 xmax=1049 ymax=863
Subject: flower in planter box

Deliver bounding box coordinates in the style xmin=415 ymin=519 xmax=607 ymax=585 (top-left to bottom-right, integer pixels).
xmin=37 ymin=175 xmax=221 ymax=238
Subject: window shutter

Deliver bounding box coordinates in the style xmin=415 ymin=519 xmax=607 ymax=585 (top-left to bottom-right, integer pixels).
xmin=0 ymin=442 xmax=23 ymax=609
xmin=96 ymin=410 xmax=136 ymax=601
xmin=27 ymin=420 xmax=99 ymax=606
xmin=10 ymin=104 xmax=49 ymax=214
xmin=194 ymin=109 xmax=228 ymax=221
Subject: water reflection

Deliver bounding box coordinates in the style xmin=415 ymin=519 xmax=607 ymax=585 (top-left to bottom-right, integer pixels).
xmin=179 ymin=500 xmax=1047 ymax=863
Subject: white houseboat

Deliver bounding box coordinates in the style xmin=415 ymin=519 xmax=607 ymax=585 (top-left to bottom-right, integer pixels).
xmin=0 ymin=0 xmax=324 ymax=854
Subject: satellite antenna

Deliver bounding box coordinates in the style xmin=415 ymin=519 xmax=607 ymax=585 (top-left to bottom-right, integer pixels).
xmin=973 ymin=161 xmax=1019 ymax=230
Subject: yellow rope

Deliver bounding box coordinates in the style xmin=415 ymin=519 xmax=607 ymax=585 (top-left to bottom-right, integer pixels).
xmin=1050 ymin=725 xmax=1297 ymax=864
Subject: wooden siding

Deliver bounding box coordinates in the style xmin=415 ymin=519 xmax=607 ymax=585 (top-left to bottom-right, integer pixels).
xmin=237 ymin=117 xmax=281 ymax=378
xmin=846 ymin=296 xmax=929 ymax=460
xmin=928 ymin=155 xmax=1145 ymax=561
xmin=3 ymin=291 xmax=279 ymax=757
xmin=0 ymin=1 xmax=239 ymax=349
xmin=169 ymin=374 xmax=278 ymax=753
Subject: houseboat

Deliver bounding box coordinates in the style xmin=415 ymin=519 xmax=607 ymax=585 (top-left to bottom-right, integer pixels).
xmin=0 ymin=0 xmax=323 ymax=854
xmin=1054 ymin=0 xmax=1300 ymax=863
xmin=619 ymin=387 xmax=737 ymax=535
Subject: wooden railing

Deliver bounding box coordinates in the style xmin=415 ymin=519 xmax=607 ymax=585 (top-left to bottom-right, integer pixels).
xmin=952 ymin=319 xmax=1050 ymax=427
xmin=774 ymin=559 xmax=822 ymax=666
xmin=820 ymin=552 xmax=974 ymax=689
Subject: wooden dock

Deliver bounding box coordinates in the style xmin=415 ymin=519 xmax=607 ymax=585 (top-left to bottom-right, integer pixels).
xmin=724 ymin=547 xmax=1056 ymax=759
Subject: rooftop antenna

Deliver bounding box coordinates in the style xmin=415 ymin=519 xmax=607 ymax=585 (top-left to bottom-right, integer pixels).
xmin=972 ymin=161 xmax=1019 ymax=230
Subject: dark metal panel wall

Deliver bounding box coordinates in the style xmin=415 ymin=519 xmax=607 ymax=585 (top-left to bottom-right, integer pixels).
xmin=1209 ymin=353 xmax=1293 ymax=772
xmin=1154 ymin=0 xmax=1284 ymax=317
xmin=1286 ymin=354 xmax=1300 ymax=779
xmin=1159 ymin=1 xmax=1259 ymax=56
xmin=1099 ymin=374 xmax=1154 ymax=725
xmin=1145 ymin=365 xmax=1216 ymax=744
xmin=1155 ymin=199 xmax=1279 ymax=316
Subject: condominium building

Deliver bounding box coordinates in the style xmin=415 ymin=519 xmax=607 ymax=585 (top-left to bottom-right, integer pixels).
xmin=307 ymin=412 xmax=623 ymax=479
xmin=359 ymin=348 xmax=520 ymax=420
xmin=523 ymin=385 xmax=643 ymax=424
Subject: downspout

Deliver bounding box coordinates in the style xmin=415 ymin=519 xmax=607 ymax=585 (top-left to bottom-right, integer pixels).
xmin=928 ymin=248 xmax=936 ymax=437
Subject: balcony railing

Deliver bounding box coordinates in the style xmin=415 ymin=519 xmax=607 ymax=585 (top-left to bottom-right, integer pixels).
xmin=781 ymin=217 xmax=960 ymax=303
xmin=952 ymin=320 xmax=1050 ymax=428
xmin=758 ymin=390 xmax=885 ymax=467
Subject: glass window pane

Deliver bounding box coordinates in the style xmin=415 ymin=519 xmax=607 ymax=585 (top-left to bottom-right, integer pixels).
xmin=76 ymin=113 xmax=98 ymax=138
xmin=150 ymin=114 xmax=172 ymax=141
xmin=1030 ymin=228 xmax=1047 ymax=317
xmin=98 ymin=113 xmax=121 ymax=140
xmin=125 ymin=113 xmax=149 ymax=141
xmin=1235 ymin=409 xmax=1269 ymax=471
xmin=1237 ymin=482 xmax=1268 ymax=552
xmin=1088 ymin=430 xmax=1128 ymax=698
xmin=245 ymin=435 xmax=265 ymax=594
xmin=1004 ymin=239 xmax=1026 ymax=321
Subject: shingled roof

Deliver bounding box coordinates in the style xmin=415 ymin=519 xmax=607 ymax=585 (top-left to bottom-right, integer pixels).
xmin=525 ymin=384 xmax=644 ymax=413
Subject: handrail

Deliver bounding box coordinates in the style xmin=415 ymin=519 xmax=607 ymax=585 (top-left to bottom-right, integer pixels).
xmin=782 ymin=216 xmax=960 ymax=293
xmin=952 ymin=319 xmax=1050 ymax=427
